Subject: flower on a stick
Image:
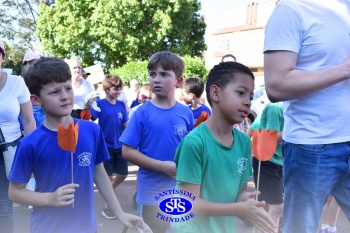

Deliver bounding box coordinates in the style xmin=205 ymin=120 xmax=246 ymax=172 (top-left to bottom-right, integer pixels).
xmin=57 ymin=121 xmax=79 ymax=207
xmin=252 ymin=128 xmax=278 ymax=201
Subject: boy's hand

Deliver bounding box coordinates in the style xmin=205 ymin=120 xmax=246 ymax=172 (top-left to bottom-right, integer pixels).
xmin=236 ymin=190 xmax=260 ymax=202
xmin=118 ymin=212 xmax=144 ymax=231
xmin=160 ymin=161 xmax=176 ymax=178
xmin=49 ymin=183 xmax=79 ymax=207
xmin=239 ymin=199 xmax=277 ymax=233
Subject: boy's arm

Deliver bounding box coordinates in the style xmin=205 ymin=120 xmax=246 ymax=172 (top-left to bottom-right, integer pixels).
xmin=89 ymin=101 xmax=100 ymax=119
xmin=122 ymin=144 xmax=176 ymax=178
xmin=9 ymin=182 xmax=78 ymax=207
xmin=94 ymin=163 xmax=144 ymax=230
xmin=179 ymin=182 xmax=276 ymax=233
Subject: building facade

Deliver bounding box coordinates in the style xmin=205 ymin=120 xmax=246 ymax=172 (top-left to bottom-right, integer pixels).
xmin=204 ymin=0 xmax=279 ymax=87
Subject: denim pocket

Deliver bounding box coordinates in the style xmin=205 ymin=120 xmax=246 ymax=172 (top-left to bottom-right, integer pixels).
xmin=294 ymin=144 xmax=329 ymax=153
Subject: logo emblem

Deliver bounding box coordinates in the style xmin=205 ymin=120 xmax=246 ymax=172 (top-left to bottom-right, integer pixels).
xmin=237 ymin=157 xmax=248 ymax=174
xmin=159 ymin=197 xmax=192 ymax=215
xmin=78 ymin=152 xmax=92 ymax=166
xmin=174 ymin=125 xmax=187 ymax=139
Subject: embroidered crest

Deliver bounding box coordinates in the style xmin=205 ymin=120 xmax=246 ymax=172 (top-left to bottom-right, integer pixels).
xmin=237 ymin=158 xmax=248 ymax=174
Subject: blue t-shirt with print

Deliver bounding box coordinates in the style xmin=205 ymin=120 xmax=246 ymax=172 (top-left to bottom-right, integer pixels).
xmin=8 ymin=119 xmax=110 ymax=233
xmin=120 ymin=101 xmax=194 ymax=205
xmin=90 ymin=99 xmax=128 ymax=149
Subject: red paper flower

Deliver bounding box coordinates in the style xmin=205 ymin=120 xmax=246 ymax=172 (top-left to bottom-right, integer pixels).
xmin=194 ymin=111 xmax=210 ymax=128
xmin=252 ymin=128 xmax=278 ymax=161
xmin=80 ymin=110 xmax=91 ymax=120
xmin=58 ymin=122 xmax=79 ymax=153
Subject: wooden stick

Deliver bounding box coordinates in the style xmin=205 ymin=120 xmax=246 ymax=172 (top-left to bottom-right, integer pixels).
xmin=71 ymin=151 xmax=74 ymax=208
xmin=255 ymin=160 xmax=261 ymax=201
xmin=252 ymin=160 xmax=262 ymax=233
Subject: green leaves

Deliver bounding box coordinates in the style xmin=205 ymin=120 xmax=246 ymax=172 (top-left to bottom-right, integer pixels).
xmin=182 ymin=55 xmax=208 ymax=80
xmin=110 ymin=55 xmax=208 ymax=84
xmin=36 ymin=0 xmax=206 ymax=69
xmin=1 ymin=0 xmax=207 ymax=74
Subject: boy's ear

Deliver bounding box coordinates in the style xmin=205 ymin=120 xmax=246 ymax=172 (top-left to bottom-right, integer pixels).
xmin=30 ymin=95 xmax=42 ymax=106
xmin=210 ymin=85 xmax=220 ymax=103
xmin=189 ymin=93 xmax=196 ymax=100
xmin=175 ymin=76 xmax=184 ymax=88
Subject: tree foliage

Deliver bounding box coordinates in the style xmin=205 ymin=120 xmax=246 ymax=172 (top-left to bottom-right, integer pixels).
xmin=36 ymin=0 xmax=206 ymax=69
xmin=1 ymin=41 xmax=26 ymax=75
xmin=182 ymin=55 xmax=208 ymax=80
xmin=110 ymin=56 xmax=208 ymax=84
xmin=110 ymin=61 xmax=149 ymax=84
xmin=0 ymin=0 xmax=51 ymax=51
xmin=0 ymin=0 xmax=50 ymax=72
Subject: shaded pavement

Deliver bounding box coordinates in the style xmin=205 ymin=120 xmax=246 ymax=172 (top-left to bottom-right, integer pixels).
xmin=13 ymin=164 xmax=349 ymax=233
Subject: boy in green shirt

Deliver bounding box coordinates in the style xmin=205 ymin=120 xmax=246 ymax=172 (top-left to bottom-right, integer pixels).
xmin=174 ymin=62 xmax=276 ymax=233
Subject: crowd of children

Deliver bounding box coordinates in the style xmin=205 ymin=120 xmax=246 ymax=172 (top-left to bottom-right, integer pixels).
xmin=1 ymin=36 xmax=345 ymax=233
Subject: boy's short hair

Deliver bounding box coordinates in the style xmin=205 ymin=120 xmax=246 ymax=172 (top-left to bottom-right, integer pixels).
xmin=206 ymin=62 xmax=254 ymax=107
xmin=103 ymin=74 xmax=123 ymax=90
xmin=147 ymin=51 xmax=185 ymax=78
xmin=182 ymin=77 xmax=205 ymax=98
xmin=25 ymin=57 xmax=71 ymax=96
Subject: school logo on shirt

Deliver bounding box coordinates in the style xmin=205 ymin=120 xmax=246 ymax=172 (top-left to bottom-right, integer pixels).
xmin=154 ymin=189 xmax=195 ymax=223
xmin=174 ymin=125 xmax=187 ymax=139
xmin=78 ymin=152 xmax=92 ymax=166
xmin=118 ymin=112 xmax=123 ymax=119
xmin=237 ymin=158 xmax=248 ymax=174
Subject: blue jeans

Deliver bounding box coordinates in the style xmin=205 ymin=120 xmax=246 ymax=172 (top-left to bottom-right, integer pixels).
xmin=0 ymin=151 xmax=13 ymax=233
xmin=281 ymin=141 xmax=350 ymax=233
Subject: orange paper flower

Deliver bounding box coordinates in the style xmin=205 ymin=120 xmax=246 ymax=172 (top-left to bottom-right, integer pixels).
xmin=58 ymin=122 xmax=79 ymax=153
xmin=252 ymin=128 xmax=278 ymax=161
xmin=80 ymin=110 xmax=91 ymax=120
xmin=194 ymin=111 xmax=210 ymax=128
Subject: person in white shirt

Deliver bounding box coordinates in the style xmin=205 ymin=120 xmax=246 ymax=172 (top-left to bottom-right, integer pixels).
xmin=125 ymin=79 xmax=139 ymax=107
xmin=67 ymin=59 xmax=94 ymax=119
xmin=0 ymin=39 xmax=35 ymax=233
xmin=264 ymin=1 xmax=350 ymax=232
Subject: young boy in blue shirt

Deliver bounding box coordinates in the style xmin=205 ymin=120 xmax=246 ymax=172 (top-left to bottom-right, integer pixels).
xmin=120 ymin=51 xmax=194 ymax=233
xmin=174 ymin=62 xmax=276 ymax=233
xmin=90 ymin=74 xmax=129 ymax=220
xmin=181 ymin=77 xmax=211 ymax=122
xmin=8 ymin=57 xmax=143 ymax=233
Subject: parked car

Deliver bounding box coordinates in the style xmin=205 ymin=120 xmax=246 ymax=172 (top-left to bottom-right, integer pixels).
xmin=247 ymin=86 xmax=269 ymax=123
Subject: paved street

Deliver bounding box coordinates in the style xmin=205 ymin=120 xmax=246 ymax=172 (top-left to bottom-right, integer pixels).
xmin=13 ymin=164 xmax=350 ymax=233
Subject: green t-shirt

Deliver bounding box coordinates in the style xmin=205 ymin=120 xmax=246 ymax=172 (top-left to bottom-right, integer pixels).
xmin=250 ymin=102 xmax=284 ymax=166
xmin=174 ymin=123 xmax=252 ymax=233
